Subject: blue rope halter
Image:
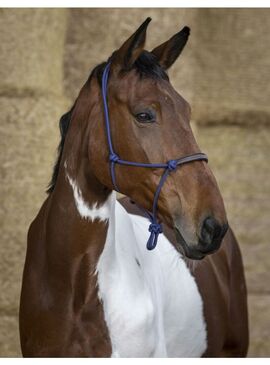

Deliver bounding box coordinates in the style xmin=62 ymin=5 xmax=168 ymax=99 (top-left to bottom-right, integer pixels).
xmin=101 ymin=62 xmax=208 ymax=250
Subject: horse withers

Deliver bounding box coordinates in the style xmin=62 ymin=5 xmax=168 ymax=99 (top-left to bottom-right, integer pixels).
xmin=19 ymin=18 xmax=248 ymax=357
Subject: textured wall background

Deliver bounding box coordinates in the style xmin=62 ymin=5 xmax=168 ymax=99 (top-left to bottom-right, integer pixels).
xmin=0 ymin=8 xmax=69 ymax=356
xmin=0 ymin=8 xmax=269 ymax=357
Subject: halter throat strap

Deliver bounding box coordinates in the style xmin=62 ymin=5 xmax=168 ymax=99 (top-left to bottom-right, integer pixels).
xmin=101 ymin=62 xmax=208 ymax=250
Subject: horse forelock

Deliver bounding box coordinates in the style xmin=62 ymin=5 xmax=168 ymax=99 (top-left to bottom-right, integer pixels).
xmin=134 ymin=51 xmax=169 ymax=80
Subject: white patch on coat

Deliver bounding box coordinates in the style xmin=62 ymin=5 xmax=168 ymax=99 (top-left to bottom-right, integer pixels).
xmin=97 ymin=194 xmax=207 ymax=358
xmin=66 ymin=173 xmax=111 ymax=222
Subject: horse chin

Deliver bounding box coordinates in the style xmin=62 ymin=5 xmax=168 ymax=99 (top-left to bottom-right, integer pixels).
xmin=174 ymin=226 xmax=205 ymax=260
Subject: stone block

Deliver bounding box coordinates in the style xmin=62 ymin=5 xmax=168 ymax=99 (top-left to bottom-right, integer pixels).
xmin=0 ymin=315 xmax=20 ymax=356
xmin=196 ymin=125 xmax=270 ymax=295
xmin=191 ymin=9 xmax=270 ymax=125
xmin=0 ymin=9 xmax=67 ymax=96
xmin=248 ymin=294 xmax=270 ymax=357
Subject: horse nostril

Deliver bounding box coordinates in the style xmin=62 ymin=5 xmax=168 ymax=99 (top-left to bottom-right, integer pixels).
xmin=200 ymin=217 xmax=224 ymax=247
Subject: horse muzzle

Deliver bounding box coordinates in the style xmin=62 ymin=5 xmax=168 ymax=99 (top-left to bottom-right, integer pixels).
xmin=174 ymin=217 xmax=229 ymax=260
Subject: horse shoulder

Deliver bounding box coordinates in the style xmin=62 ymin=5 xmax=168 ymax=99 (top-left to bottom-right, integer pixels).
xmin=20 ymin=197 xmax=54 ymax=355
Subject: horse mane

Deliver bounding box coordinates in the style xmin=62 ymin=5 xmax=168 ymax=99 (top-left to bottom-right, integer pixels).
xmin=46 ymin=51 xmax=168 ymax=194
xmin=46 ymin=106 xmax=74 ymax=194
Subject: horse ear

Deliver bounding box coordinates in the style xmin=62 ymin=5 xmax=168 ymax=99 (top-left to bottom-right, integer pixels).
xmin=151 ymin=26 xmax=190 ymax=70
xmin=112 ymin=17 xmax=151 ymax=70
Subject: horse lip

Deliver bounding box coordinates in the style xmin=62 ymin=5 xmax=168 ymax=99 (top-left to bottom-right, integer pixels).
xmin=198 ymin=237 xmax=222 ymax=254
xmin=174 ymin=226 xmax=205 ymax=260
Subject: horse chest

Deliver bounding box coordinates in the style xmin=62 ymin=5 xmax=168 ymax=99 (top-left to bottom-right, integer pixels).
xmin=96 ymin=204 xmax=207 ymax=357
xmin=97 ymin=235 xmax=158 ymax=356
xmin=98 ymin=272 xmax=157 ymax=357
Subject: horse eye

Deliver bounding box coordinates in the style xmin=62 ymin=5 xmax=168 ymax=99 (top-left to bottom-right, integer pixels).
xmin=135 ymin=112 xmax=155 ymax=123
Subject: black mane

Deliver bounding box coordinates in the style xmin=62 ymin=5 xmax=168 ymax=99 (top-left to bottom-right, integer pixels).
xmin=47 ymin=51 xmax=168 ymax=194
xmin=46 ymin=107 xmax=74 ymax=193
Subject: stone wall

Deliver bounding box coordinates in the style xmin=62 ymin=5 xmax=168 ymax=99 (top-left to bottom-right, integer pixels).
xmin=0 ymin=9 xmax=69 ymax=356
xmin=0 ymin=8 xmax=269 ymax=357
xmin=189 ymin=9 xmax=270 ymax=356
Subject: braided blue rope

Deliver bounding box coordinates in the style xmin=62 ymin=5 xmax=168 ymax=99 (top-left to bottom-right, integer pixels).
xmin=101 ymin=62 xmax=208 ymax=250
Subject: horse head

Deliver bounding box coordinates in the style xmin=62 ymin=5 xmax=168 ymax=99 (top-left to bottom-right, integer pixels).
xmin=87 ymin=18 xmax=228 ymax=259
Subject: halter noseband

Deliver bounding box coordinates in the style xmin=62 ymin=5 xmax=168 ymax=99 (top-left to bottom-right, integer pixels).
xmin=101 ymin=62 xmax=208 ymax=250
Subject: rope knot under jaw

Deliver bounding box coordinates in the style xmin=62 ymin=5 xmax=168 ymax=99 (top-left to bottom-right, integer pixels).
xmin=147 ymin=222 xmax=163 ymax=251
xmin=167 ymin=159 xmax=178 ymax=171
xmin=109 ymin=153 xmax=120 ymax=163
xmin=148 ymin=222 xmax=163 ymax=234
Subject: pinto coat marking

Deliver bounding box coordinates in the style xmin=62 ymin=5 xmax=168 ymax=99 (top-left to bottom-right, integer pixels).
xmin=97 ymin=194 xmax=207 ymax=357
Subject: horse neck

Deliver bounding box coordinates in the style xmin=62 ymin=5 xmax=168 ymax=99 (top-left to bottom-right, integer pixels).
xmin=46 ymin=77 xmax=115 ymax=277
xmin=44 ymin=161 xmax=115 ymax=356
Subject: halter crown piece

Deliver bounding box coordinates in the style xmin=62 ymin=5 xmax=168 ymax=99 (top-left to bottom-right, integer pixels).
xmin=101 ymin=62 xmax=208 ymax=250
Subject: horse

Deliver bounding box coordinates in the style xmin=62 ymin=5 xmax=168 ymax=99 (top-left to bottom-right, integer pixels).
xmin=19 ymin=18 xmax=248 ymax=357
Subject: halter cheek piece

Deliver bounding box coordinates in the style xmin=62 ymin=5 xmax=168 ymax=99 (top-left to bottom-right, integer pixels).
xmin=101 ymin=62 xmax=208 ymax=250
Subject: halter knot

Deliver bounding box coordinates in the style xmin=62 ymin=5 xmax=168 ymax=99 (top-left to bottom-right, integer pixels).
xmin=148 ymin=222 xmax=163 ymax=234
xmin=147 ymin=222 xmax=163 ymax=251
xmin=167 ymin=159 xmax=178 ymax=171
xmin=109 ymin=153 xmax=120 ymax=163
